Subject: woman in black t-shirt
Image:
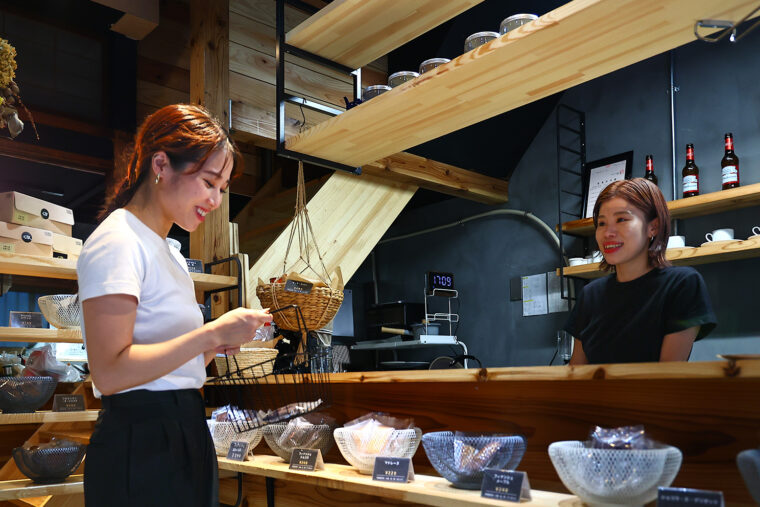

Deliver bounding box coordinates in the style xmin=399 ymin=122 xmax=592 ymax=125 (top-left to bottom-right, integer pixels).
xmin=564 ymin=178 xmax=716 ymax=364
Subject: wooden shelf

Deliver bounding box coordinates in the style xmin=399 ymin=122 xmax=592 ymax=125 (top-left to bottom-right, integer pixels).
xmin=285 ymin=0 xmax=756 ymax=167
xmin=0 ymin=327 xmax=82 ymax=344
xmin=0 ymin=411 xmax=99 ymax=425
xmin=286 ymin=0 xmax=485 ymax=69
xmin=219 ymin=455 xmax=579 ymax=506
xmin=561 ymin=182 xmax=760 ymax=236
xmin=0 ymin=253 xmax=237 ymax=291
xmin=559 ymin=235 xmax=760 ymax=279
xmin=0 ymin=475 xmax=83 ymax=502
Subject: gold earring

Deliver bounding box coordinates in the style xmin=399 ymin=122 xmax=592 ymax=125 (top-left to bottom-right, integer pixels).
xmin=154 ymin=173 xmax=160 ymax=184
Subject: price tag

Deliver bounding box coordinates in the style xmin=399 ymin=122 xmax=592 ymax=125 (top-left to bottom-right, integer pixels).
xmin=289 ymin=448 xmax=324 ymax=471
xmin=657 ymin=487 xmax=724 ymax=507
xmin=9 ymin=311 xmax=45 ymax=328
xmin=481 ymin=469 xmax=532 ymax=502
xmin=52 ymin=394 xmax=86 ymax=412
xmin=0 ymin=243 xmax=14 ymax=253
xmin=372 ymin=457 xmax=414 ymax=483
xmin=14 ymin=210 xmax=29 ymax=224
xmin=284 ymin=279 xmax=313 ymax=294
xmin=186 ymin=259 xmax=204 ymax=273
xmin=226 ymin=441 xmax=250 ymax=461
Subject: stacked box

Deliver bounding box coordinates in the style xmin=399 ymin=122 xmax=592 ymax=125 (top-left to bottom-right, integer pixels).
xmin=0 ymin=221 xmax=54 ymax=257
xmin=0 ymin=191 xmax=75 ymax=236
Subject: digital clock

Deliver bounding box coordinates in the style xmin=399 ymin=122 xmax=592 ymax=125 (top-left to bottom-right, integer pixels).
xmin=426 ymin=271 xmax=455 ymax=294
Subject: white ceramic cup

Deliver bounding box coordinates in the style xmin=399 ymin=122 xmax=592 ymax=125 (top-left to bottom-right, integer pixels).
xmin=705 ymin=228 xmax=734 ymax=242
xmin=752 ymin=226 xmax=760 ymax=236
xmin=667 ymin=235 xmax=686 ymax=249
xmin=569 ymin=257 xmax=585 ymax=266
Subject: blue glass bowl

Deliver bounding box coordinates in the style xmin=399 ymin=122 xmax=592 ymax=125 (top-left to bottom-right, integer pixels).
xmin=421 ymin=431 xmax=527 ymax=489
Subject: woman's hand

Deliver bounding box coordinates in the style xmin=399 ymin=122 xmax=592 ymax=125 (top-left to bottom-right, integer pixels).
xmin=207 ymin=307 xmax=273 ymax=349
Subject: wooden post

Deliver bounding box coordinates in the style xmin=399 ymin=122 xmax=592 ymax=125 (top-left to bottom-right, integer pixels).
xmin=190 ymin=0 xmax=231 ymax=316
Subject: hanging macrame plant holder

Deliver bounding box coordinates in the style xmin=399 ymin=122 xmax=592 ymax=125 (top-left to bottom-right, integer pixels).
xmin=256 ymin=161 xmax=344 ymax=334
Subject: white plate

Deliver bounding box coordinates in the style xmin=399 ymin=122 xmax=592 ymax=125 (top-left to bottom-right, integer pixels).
xmin=700 ymin=239 xmax=739 ymax=247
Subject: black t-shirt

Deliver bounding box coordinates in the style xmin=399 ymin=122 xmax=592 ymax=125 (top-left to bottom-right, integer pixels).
xmin=564 ymin=266 xmax=717 ymax=364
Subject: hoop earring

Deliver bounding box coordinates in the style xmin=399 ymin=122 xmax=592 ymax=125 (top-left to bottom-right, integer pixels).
xmin=154 ymin=173 xmax=161 ymax=185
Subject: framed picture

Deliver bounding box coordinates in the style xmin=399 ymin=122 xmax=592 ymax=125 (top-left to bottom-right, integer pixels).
xmin=582 ymin=151 xmax=633 ymax=218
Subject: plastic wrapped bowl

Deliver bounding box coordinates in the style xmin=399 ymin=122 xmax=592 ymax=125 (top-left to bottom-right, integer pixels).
xmin=388 ymin=71 xmax=419 ymax=88
xmin=737 ymin=448 xmax=760 ymax=504
xmin=263 ymin=422 xmax=335 ymax=462
xmin=419 ymin=58 xmax=450 ymax=74
xmin=422 ymin=432 xmax=527 ymax=489
xmin=548 ymin=441 xmax=682 ymax=506
xmin=464 ymin=31 xmax=499 ymax=53
xmin=362 ymin=85 xmax=391 ymax=101
xmin=0 ymin=376 xmax=57 ymax=413
xmin=13 ymin=441 xmax=86 ymax=483
xmin=334 ymin=426 xmax=422 ymax=474
xmin=207 ymin=420 xmax=263 ymax=457
xmin=500 ymin=14 xmax=538 ymax=35
xmin=37 ymin=294 xmax=80 ymax=329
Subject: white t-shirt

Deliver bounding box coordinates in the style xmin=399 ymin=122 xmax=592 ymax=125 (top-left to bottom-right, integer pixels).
xmin=77 ymin=208 xmax=205 ymax=397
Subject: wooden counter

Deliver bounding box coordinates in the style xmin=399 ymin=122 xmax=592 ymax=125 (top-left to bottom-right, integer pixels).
xmin=207 ymin=359 xmax=760 ymax=504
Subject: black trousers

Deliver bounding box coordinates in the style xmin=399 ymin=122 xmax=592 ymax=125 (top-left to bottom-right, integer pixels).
xmin=84 ymin=389 xmax=218 ymax=507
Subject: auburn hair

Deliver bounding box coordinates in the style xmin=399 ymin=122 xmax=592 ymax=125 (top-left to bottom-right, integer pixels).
xmin=100 ymin=104 xmax=241 ymax=220
xmin=593 ymin=178 xmax=671 ymax=272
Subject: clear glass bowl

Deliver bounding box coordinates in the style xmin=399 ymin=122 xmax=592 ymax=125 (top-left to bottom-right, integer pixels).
xmin=37 ymin=294 xmax=80 ymax=329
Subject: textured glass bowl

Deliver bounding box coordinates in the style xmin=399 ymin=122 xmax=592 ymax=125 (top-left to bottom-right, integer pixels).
xmin=334 ymin=427 xmax=422 ymax=474
xmin=263 ymin=422 xmax=334 ymax=462
xmin=13 ymin=442 xmax=86 ymax=483
xmin=548 ymin=440 xmax=682 ymax=506
xmin=737 ymin=448 xmax=760 ymax=504
xmin=38 ymin=294 xmax=80 ymax=329
xmin=207 ymin=421 xmax=263 ymax=457
xmin=422 ymin=431 xmax=527 ymax=489
xmin=0 ymin=376 xmax=57 ymax=413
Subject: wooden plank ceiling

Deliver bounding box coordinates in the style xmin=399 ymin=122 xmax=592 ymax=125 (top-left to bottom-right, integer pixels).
xmin=286 ymin=0 xmax=760 ymax=167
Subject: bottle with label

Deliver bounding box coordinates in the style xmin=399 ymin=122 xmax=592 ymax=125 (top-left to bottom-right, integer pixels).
xmin=721 ymin=133 xmax=740 ymax=190
xmin=682 ymin=144 xmax=699 ymax=198
xmin=644 ymin=154 xmax=658 ymax=185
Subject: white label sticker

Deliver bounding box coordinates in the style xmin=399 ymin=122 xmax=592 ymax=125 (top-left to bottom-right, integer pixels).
xmin=721 ymin=166 xmax=738 ymax=185
xmin=683 ymin=175 xmax=698 ymax=192
xmin=0 ymin=243 xmax=15 ymax=253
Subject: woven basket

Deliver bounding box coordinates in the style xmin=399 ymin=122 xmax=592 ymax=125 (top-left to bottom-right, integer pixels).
xmin=214 ymin=348 xmax=279 ymax=377
xmin=256 ymin=283 xmax=343 ymax=332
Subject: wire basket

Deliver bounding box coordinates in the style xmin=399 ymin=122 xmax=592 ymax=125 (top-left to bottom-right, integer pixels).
xmin=0 ymin=376 xmax=57 ymax=413
xmin=256 ymin=284 xmax=343 ymax=332
xmin=37 ymin=294 xmax=80 ymax=329
xmin=263 ymin=421 xmax=335 ymax=462
xmin=548 ymin=440 xmax=682 ymax=506
xmin=206 ymin=421 xmax=263 ymax=457
xmin=737 ymin=448 xmax=760 ymax=504
xmin=214 ymin=348 xmax=279 ymax=377
xmin=421 ymin=432 xmax=527 ymax=489
xmin=334 ymin=427 xmax=422 ymax=474
xmin=13 ymin=440 xmax=86 ymax=483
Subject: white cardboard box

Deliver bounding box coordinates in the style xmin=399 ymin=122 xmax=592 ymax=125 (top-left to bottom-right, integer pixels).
xmin=0 ymin=221 xmax=54 ymax=257
xmin=51 ymin=231 xmax=83 ymax=260
xmin=0 ymin=191 xmax=74 ymax=236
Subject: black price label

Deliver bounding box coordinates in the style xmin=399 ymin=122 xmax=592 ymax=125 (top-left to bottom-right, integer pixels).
xmin=284 ymin=279 xmax=313 ymax=294
xmin=289 ymin=448 xmax=324 ymax=471
xmin=372 ymin=457 xmax=414 ymax=483
xmin=52 ymin=394 xmax=85 ymax=412
xmin=481 ymin=469 xmax=532 ymax=503
xmin=226 ymin=441 xmax=250 ymax=462
xmin=658 ymin=487 xmax=724 ymax=507
xmin=9 ymin=311 xmax=45 ymax=328
xmin=186 ymin=259 xmax=204 ymax=273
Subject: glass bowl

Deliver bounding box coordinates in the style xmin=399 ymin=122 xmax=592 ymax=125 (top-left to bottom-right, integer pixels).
xmin=13 ymin=440 xmax=86 ymax=483
xmin=333 ymin=426 xmax=422 ymax=474
xmin=207 ymin=420 xmax=263 ymax=457
xmin=0 ymin=376 xmax=57 ymax=413
xmin=37 ymin=294 xmax=80 ymax=329
xmin=263 ymin=421 xmax=335 ymax=462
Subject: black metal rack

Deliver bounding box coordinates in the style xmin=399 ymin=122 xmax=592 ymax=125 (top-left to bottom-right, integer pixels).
xmin=203 ymin=255 xmax=244 ymax=308
xmin=555 ymin=104 xmax=587 ymax=302
xmin=275 ymin=0 xmax=362 ymax=174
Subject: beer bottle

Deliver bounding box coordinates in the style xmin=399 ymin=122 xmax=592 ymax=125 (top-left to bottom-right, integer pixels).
xmin=682 ymin=144 xmax=699 ymax=198
xmin=721 ymin=133 xmax=740 ymax=190
xmin=644 ymin=154 xmax=658 ymax=185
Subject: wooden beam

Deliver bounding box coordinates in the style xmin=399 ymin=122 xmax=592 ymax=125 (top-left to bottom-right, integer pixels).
xmin=248 ymin=172 xmax=416 ymax=305
xmin=286 ymin=0 xmax=486 ymax=69
xmin=190 ymin=0 xmax=232 ymax=316
xmin=286 ymin=0 xmax=760 ymax=167
xmin=0 ymin=138 xmax=112 ymax=175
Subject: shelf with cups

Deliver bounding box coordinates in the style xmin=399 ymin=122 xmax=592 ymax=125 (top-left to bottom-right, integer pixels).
xmin=0 ymin=327 xmax=82 ymax=344
xmin=0 ymin=252 xmax=238 ymax=292
xmin=560 ymin=235 xmax=760 ymax=280
xmin=0 ymin=474 xmax=83 ymax=502
xmin=0 ymin=411 xmax=99 ymax=425
xmin=217 ymin=455 xmax=579 ymax=506
xmin=559 ymin=182 xmax=760 ymax=237
xmin=282 ymin=0 xmax=752 ymax=169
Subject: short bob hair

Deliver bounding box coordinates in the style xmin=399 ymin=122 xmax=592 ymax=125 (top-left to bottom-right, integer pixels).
xmin=593 ymin=178 xmax=671 ymax=272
